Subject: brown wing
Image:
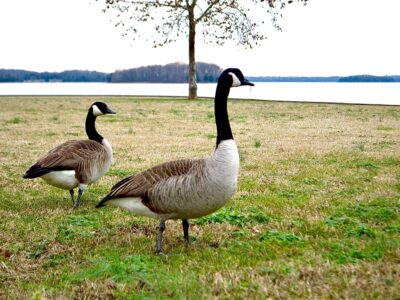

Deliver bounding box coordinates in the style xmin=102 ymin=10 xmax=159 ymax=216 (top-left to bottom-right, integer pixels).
xmin=25 ymin=140 xmax=107 ymax=182
xmin=108 ymin=158 xmax=204 ymax=199
xmin=35 ymin=140 xmax=104 ymax=169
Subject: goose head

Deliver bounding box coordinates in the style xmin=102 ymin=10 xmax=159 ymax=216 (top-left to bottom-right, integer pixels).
xmin=91 ymin=102 xmax=116 ymax=117
xmin=218 ymin=68 xmax=255 ymax=88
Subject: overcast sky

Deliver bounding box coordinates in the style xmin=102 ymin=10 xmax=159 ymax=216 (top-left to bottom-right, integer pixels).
xmin=1 ymin=0 xmax=399 ymax=76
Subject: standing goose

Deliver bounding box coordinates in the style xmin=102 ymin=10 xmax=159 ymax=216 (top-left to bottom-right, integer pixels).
xmin=96 ymin=69 xmax=254 ymax=253
xmin=23 ymin=102 xmax=116 ymax=208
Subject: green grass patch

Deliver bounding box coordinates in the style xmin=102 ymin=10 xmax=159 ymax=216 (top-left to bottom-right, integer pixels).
xmin=259 ymin=230 xmax=303 ymax=245
xmin=5 ymin=116 xmax=24 ymax=124
xmin=67 ymin=254 xmax=152 ymax=284
xmin=195 ymin=207 xmax=270 ymax=227
xmin=323 ymin=240 xmax=383 ymax=264
xmin=107 ymin=169 xmax=132 ymax=177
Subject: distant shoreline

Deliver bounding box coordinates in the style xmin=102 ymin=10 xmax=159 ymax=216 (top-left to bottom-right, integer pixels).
xmin=1 ymin=65 xmax=399 ymax=83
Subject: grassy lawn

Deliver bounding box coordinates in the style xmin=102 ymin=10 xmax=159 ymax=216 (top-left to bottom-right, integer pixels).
xmin=1 ymin=96 xmax=399 ymax=299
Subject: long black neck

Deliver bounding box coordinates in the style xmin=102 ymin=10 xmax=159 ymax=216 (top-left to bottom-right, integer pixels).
xmin=85 ymin=109 xmax=103 ymax=143
xmin=215 ymin=81 xmax=233 ymax=147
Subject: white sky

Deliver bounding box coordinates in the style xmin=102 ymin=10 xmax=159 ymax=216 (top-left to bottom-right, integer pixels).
xmin=0 ymin=0 xmax=399 ymax=76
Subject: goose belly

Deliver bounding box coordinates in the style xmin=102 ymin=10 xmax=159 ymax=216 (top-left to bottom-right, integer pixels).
xmin=106 ymin=197 xmax=159 ymax=219
xmin=182 ymin=181 xmax=237 ymax=219
xmin=41 ymin=170 xmax=79 ymax=190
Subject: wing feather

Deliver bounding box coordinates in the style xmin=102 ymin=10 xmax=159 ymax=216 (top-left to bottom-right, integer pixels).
xmin=108 ymin=158 xmax=204 ymax=199
xmin=24 ymin=140 xmax=107 ymax=181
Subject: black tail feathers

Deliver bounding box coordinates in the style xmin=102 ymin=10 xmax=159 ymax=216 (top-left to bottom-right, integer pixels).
xmin=23 ymin=165 xmax=52 ymax=179
xmin=95 ymin=194 xmax=113 ymax=208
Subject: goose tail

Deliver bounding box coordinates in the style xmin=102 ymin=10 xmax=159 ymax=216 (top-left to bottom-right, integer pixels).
xmin=95 ymin=194 xmax=113 ymax=208
xmin=23 ymin=165 xmax=52 ymax=179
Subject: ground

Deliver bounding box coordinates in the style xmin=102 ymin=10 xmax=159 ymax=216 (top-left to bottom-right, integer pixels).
xmin=0 ymin=96 xmax=399 ymax=299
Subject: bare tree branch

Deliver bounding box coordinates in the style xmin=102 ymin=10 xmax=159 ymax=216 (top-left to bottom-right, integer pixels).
xmin=195 ymin=0 xmax=219 ymax=23
xmin=96 ymin=0 xmax=309 ymax=98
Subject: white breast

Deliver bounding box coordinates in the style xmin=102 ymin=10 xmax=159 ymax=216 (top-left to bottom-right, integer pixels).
xmin=102 ymin=138 xmax=113 ymax=158
xmin=210 ymin=139 xmax=240 ymax=190
xmin=41 ymin=170 xmax=79 ymax=190
xmin=89 ymin=138 xmax=113 ymax=184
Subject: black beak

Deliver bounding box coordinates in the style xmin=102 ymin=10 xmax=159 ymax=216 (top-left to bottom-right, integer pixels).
xmin=106 ymin=107 xmax=116 ymax=114
xmin=243 ymin=78 xmax=255 ymax=86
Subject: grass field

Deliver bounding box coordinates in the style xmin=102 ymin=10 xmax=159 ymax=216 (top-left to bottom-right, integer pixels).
xmin=1 ymin=96 xmax=399 ymax=299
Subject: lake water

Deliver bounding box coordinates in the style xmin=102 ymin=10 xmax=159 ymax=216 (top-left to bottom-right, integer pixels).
xmin=1 ymin=82 xmax=400 ymax=105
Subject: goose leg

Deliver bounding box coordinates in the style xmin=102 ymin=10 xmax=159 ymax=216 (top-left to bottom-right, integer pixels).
xmin=182 ymin=219 xmax=190 ymax=243
xmin=155 ymin=220 xmax=166 ymax=254
xmin=73 ymin=188 xmax=84 ymax=208
xmin=69 ymin=189 xmax=75 ymax=207
xmin=74 ymin=184 xmax=87 ymax=208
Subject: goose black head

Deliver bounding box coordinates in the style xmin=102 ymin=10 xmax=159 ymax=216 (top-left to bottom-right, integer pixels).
xmin=218 ymin=68 xmax=255 ymax=88
xmin=91 ymin=102 xmax=116 ymax=117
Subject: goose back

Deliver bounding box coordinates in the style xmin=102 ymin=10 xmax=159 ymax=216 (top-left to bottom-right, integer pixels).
xmin=25 ymin=139 xmax=112 ymax=186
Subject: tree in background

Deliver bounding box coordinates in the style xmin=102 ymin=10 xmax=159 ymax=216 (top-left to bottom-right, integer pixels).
xmin=97 ymin=0 xmax=308 ymax=99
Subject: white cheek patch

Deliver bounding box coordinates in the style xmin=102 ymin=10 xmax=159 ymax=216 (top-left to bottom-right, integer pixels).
xmin=229 ymin=72 xmax=242 ymax=87
xmin=92 ymin=105 xmax=103 ymax=116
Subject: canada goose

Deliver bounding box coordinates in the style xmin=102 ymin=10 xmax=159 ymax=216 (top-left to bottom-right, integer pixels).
xmin=23 ymin=102 xmax=116 ymax=208
xmin=96 ymin=68 xmax=254 ymax=253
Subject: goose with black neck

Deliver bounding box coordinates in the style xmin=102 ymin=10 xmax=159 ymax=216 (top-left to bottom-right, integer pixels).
xmin=96 ymin=69 xmax=254 ymax=253
xmin=23 ymin=102 xmax=116 ymax=208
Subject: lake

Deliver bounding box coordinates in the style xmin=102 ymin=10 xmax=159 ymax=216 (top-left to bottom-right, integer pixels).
xmin=1 ymin=82 xmax=399 ymax=105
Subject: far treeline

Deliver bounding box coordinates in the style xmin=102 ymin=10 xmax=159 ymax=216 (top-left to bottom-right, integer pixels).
xmin=1 ymin=63 xmax=399 ymax=83
xmin=110 ymin=62 xmax=221 ymax=83
xmin=0 ymin=69 xmax=110 ymax=83
xmin=0 ymin=63 xmax=221 ymax=83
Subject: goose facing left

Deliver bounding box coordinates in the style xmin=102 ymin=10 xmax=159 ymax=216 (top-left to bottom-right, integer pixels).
xmin=23 ymin=102 xmax=116 ymax=208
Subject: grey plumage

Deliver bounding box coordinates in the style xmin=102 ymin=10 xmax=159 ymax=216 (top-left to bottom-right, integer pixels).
xmin=97 ymin=140 xmax=239 ymax=220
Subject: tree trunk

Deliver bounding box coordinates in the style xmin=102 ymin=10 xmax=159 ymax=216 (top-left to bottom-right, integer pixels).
xmin=188 ymin=5 xmax=197 ymax=99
